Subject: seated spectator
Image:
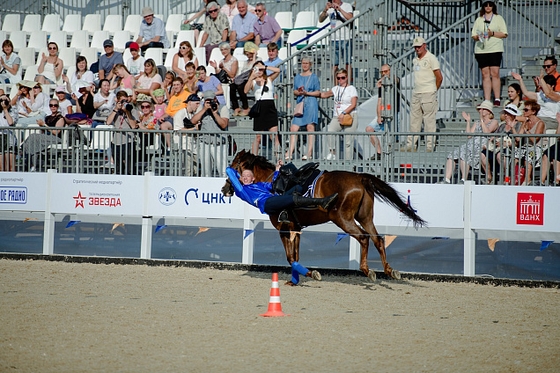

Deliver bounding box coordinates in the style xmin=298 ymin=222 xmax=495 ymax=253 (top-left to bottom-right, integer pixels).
xmin=222 ymin=0 xmax=255 ymax=27
xmin=534 ymin=56 xmax=560 ymax=92
xmin=540 ymin=112 xmax=560 ymax=186
xmin=126 ymin=42 xmax=145 ymax=77
xmin=162 ymin=71 xmax=176 ymax=100
xmin=253 ymin=2 xmax=283 ymax=48
xmin=183 ymin=62 xmax=199 ymax=95
xmin=200 ymin=1 xmax=230 ymax=64
xmin=500 ymin=83 xmax=524 ymax=122
xmin=513 ymin=99 xmax=546 ymax=185
xmin=438 ymin=101 xmax=498 ymax=184
xmin=152 ymin=89 xmax=167 ymax=123
xmin=209 ymin=42 xmax=238 ymax=84
xmin=62 ymin=56 xmax=95 ymax=98
xmin=134 ymin=59 xmax=163 ymax=98
xmin=229 ymin=0 xmax=258 ymax=49
xmin=54 ymin=86 xmax=73 ymax=115
xmin=92 ymin=79 xmax=116 ymax=126
xmin=172 ymin=41 xmax=199 ymax=80
xmin=35 ymin=42 xmax=64 ymax=85
xmin=106 ymin=90 xmax=139 ymax=175
xmin=191 ymin=90 xmax=230 ymax=177
xmin=110 ymin=64 xmax=136 ymax=94
xmin=72 ymin=80 xmax=96 ymax=121
xmin=12 ymin=83 xmax=48 ymax=126
xmin=22 ymin=98 xmax=66 ymax=171
xmin=230 ymin=42 xmax=260 ymax=116
xmin=98 ymin=40 xmax=124 ymax=81
xmin=197 ymin=65 xmax=226 ymax=108
xmin=135 ymin=7 xmax=170 ymax=52
xmin=512 ymin=72 xmax=560 ymax=130
xmin=161 ymin=77 xmax=190 ymax=151
xmin=0 ymin=92 xmax=17 ymax=171
xmin=0 ymin=40 xmax=22 ymax=84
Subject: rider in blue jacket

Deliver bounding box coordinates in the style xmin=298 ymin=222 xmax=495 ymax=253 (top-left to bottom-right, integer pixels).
xmin=225 ymin=162 xmax=338 ymax=223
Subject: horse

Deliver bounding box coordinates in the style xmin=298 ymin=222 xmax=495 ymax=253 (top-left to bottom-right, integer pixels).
xmin=222 ymin=150 xmax=426 ymax=284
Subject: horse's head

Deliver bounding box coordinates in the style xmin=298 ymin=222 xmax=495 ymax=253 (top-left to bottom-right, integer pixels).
xmin=221 ymin=179 xmax=234 ymax=197
xmin=222 ymin=150 xmax=250 ymax=197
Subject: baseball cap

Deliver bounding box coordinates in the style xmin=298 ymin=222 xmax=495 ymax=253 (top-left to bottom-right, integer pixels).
xmin=412 ymin=37 xmax=426 ymax=47
xmin=103 ymin=39 xmax=114 ymax=48
xmin=129 ymin=42 xmax=140 ymax=51
xmin=185 ymin=94 xmax=201 ymax=103
xmin=202 ymin=91 xmax=216 ymax=100
xmin=55 ymin=85 xmax=66 ymax=93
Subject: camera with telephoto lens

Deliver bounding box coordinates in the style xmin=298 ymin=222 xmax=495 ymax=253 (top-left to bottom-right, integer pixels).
xmin=120 ymin=100 xmax=133 ymax=112
xmin=0 ymin=98 xmax=9 ymax=107
xmin=206 ymin=98 xmax=218 ymax=112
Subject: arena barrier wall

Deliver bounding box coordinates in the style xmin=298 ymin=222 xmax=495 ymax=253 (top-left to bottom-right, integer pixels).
xmin=1 ymin=170 xmax=559 ymax=278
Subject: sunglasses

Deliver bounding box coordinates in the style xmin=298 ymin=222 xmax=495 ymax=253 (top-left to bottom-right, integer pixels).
xmin=255 ymin=9 xmax=263 ymax=13
xmin=523 ymin=108 xmax=531 ymax=112
xmin=336 ymin=76 xmax=347 ymax=80
xmin=381 ymin=70 xmax=390 ymax=73
xmin=49 ymin=104 xmax=59 ymax=107
xmin=48 ymin=46 xmax=57 ymax=50
xmin=180 ymin=46 xmax=188 ymax=49
xmin=208 ymin=9 xmax=218 ymax=13
xmin=33 ymin=86 xmax=41 ymax=89
xmin=543 ymin=64 xmax=554 ymax=68
xmin=141 ymin=104 xmax=151 ymax=109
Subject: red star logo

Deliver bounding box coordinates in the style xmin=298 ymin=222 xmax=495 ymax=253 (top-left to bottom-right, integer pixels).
xmin=73 ymin=191 xmax=86 ymax=208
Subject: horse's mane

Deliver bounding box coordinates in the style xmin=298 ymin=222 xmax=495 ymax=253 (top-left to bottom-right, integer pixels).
xmin=242 ymin=152 xmax=275 ymax=171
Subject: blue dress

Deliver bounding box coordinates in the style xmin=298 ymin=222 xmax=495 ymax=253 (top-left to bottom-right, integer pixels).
xmin=292 ymin=73 xmax=320 ymax=127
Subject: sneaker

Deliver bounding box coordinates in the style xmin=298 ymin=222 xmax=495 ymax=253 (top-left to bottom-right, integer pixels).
xmin=326 ymin=153 xmax=336 ymax=161
xmin=437 ymin=179 xmax=450 ymax=184
xmin=103 ymin=161 xmax=115 ymax=168
xmin=493 ymin=99 xmax=501 ymax=107
xmin=400 ymin=145 xmax=415 ymax=152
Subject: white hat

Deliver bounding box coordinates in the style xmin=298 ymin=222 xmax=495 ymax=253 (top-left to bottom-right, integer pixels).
xmin=75 ymin=80 xmax=90 ymax=89
xmin=412 ymin=37 xmax=426 ymax=47
xmin=141 ymin=7 xmax=154 ymax=17
xmin=503 ymin=103 xmax=520 ymax=116
xmin=476 ymin=100 xmax=494 ymax=115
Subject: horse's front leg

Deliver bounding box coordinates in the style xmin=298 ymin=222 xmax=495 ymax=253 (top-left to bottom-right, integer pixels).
xmin=279 ymin=230 xmax=321 ymax=285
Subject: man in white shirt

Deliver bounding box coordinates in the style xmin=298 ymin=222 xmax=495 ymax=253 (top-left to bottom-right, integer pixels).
xmin=229 ymin=0 xmax=258 ymax=49
xmin=319 ymin=0 xmax=354 ymax=80
xmin=135 ymin=7 xmax=170 ymax=53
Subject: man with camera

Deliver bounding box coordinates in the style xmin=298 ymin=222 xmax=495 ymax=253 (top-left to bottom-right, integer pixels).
xmin=106 ymin=90 xmax=139 ymax=175
xmin=190 ymin=91 xmax=230 ymax=177
xmin=172 ymin=94 xmax=202 ymax=176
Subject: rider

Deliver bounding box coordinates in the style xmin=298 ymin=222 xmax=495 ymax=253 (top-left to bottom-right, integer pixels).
xmin=225 ymin=161 xmax=338 ymax=224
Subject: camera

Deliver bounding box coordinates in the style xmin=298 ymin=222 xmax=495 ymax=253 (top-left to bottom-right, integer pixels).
xmin=206 ymin=99 xmax=218 ymax=112
xmin=183 ymin=117 xmax=196 ymax=129
xmin=0 ymin=98 xmax=9 ymax=107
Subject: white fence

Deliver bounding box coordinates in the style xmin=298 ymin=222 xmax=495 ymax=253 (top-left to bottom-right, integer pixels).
xmin=1 ymin=170 xmax=559 ymax=277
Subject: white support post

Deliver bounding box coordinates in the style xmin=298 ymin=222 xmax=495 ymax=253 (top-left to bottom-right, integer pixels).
xmin=242 ymin=205 xmax=255 ymax=264
xmin=42 ymin=169 xmax=56 ymax=255
xmin=140 ymin=172 xmax=152 ymax=259
xmin=348 ymin=236 xmax=360 ymax=270
xmin=463 ymin=181 xmax=475 ymax=276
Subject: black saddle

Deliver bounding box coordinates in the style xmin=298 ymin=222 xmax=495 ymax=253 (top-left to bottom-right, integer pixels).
xmin=272 ymin=162 xmax=320 ymax=195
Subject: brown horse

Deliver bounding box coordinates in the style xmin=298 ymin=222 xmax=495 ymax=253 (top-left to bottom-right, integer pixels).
xmin=222 ymin=150 xmax=426 ymax=284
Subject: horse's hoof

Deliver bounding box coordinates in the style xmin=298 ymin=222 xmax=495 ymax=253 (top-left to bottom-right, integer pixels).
xmin=285 ymin=281 xmax=297 ymax=286
xmin=367 ymin=269 xmax=377 ymax=282
xmin=391 ymin=269 xmax=401 ymax=280
xmin=311 ymin=270 xmax=322 ymax=281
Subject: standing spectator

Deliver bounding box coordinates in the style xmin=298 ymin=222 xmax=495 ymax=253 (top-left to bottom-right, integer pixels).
xmin=172 ymin=41 xmax=199 ymax=80
xmin=35 ymin=42 xmax=64 ymax=85
xmin=0 ymin=40 xmax=22 ymax=84
xmin=471 ymin=1 xmax=508 ymax=106
xmin=98 ymin=40 xmax=124 ymax=81
xmin=134 ymin=59 xmax=163 ymax=97
xmin=253 ymin=3 xmax=283 ymax=48
xmin=200 ymin=2 xmax=230 ymax=64
xmin=196 ymin=65 xmax=226 ymax=107
xmin=320 ymin=68 xmax=358 ymax=160
xmin=244 ymin=60 xmax=281 ymax=156
xmin=538 ymin=56 xmax=560 ymax=92
xmin=62 ymin=56 xmax=95 ymax=98
xmin=191 ymin=91 xmax=230 ymax=177
xmin=318 ymin=0 xmax=354 ymax=80
xmin=263 ymin=42 xmax=283 ymax=82
xmin=106 ymin=91 xmax=138 ymax=175
xmin=438 ymin=101 xmax=498 ymax=184
xmin=286 ymin=57 xmax=320 ymax=161
xmin=511 ymin=72 xmax=560 ymax=130
xmin=540 ymin=113 xmax=560 ymax=186
xmin=92 ymin=79 xmax=115 ymax=126
xmin=0 ymin=92 xmax=17 ymax=171
xmin=366 ymin=64 xmax=393 ymax=160
xmin=125 ymin=42 xmax=145 ymax=77
xmin=230 ymin=41 xmax=260 ymax=116
xmin=229 ymin=0 xmax=257 ymax=49
xmin=402 ymin=37 xmax=443 ymax=152
xmin=135 ymin=7 xmax=170 ymax=53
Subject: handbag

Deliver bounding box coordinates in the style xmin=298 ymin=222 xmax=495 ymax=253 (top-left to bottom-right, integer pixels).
xmin=212 ymin=69 xmax=231 ymax=84
xmin=340 ymin=113 xmax=353 ymax=126
xmin=294 ymin=99 xmax=304 ymax=117
xmin=233 ymin=69 xmax=251 ymax=86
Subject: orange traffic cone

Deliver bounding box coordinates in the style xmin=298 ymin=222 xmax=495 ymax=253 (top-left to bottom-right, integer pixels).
xmin=260 ymin=273 xmax=288 ymax=317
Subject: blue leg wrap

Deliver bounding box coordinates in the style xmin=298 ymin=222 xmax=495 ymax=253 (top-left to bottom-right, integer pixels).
xmin=292 ymin=261 xmax=309 ymax=276
xmin=291 ymin=268 xmax=300 ymax=285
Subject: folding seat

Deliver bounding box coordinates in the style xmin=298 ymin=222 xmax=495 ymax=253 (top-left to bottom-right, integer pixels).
xmin=123 ymin=14 xmax=143 ymax=37
xmin=16 ymin=47 xmax=36 ymax=70
xmin=112 ymin=30 xmax=132 ymax=52
xmin=27 ymin=31 xmax=48 ymax=53
xmin=164 ymin=48 xmax=178 ymax=69
xmin=275 ymin=11 xmax=293 ymax=30
xmin=166 ymin=14 xmax=185 ymax=35
xmin=8 ymin=30 xmax=27 ymax=51
xmin=174 ymin=30 xmax=196 ymax=49
xmin=144 ymin=48 xmax=163 ymax=66
xmin=78 ymin=48 xmax=100 ymax=70
xmin=48 ymin=31 xmax=68 ymax=49
xmin=58 ymin=47 xmax=77 ymax=68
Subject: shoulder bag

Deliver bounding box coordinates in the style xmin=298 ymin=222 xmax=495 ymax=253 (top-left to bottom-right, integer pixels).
xmin=249 ymin=80 xmax=267 ymax=119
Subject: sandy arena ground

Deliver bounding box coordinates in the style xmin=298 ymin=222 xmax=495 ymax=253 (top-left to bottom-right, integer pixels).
xmin=1 ymin=259 xmax=559 ymax=373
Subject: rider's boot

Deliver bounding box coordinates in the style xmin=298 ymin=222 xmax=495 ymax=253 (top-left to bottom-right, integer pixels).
xmin=293 ymin=193 xmax=338 ymax=210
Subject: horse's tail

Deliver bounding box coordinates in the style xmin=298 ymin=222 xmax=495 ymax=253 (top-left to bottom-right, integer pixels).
xmin=362 ymin=174 xmax=427 ymax=228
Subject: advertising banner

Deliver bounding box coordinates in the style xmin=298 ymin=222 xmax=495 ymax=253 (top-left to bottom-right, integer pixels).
xmin=0 ymin=173 xmax=47 ymax=212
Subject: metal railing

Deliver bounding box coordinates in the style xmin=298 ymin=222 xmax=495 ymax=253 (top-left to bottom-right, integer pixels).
xmin=2 ymin=126 xmax=559 ymax=187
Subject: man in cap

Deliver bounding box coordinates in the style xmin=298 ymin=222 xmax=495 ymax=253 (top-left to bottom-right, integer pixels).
xmin=403 ymin=37 xmax=443 ymax=152
xmin=191 ymin=90 xmax=230 ymax=177
xmin=136 ymin=7 xmax=170 ymax=53
xmin=173 ymin=94 xmax=202 ymax=176
xmin=98 ymin=39 xmax=124 ymax=81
